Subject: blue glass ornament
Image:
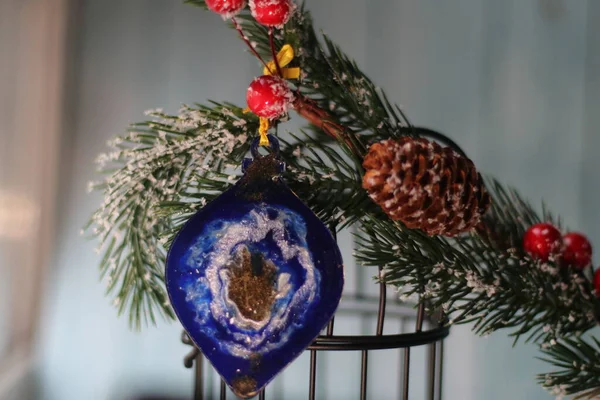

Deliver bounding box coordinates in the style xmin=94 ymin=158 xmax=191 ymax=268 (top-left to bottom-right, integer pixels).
xmin=166 ymin=135 xmax=344 ymax=398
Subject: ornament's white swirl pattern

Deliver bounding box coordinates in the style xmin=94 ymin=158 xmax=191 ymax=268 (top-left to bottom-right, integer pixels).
xmin=182 ymin=204 xmax=320 ymax=357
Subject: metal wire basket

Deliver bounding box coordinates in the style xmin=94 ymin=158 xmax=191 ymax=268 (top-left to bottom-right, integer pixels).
xmin=182 ymin=285 xmax=449 ymax=400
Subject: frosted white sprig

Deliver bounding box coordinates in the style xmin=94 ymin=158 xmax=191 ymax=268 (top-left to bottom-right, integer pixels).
xmin=86 ymin=103 xmax=256 ymax=329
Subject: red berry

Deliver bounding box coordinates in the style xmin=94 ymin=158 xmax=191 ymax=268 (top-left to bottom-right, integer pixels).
xmin=250 ymin=0 xmax=293 ymax=27
xmin=594 ymin=268 xmax=600 ymax=296
xmin=246 ymin=75 xmax=293 ymax=119
xmin=523 ymin=223 xmax=562 ymax=261
xmin=206 ymin=0 xmax=246 ymax=16
xmin=562 ymin=232 xmax=592 ymax=269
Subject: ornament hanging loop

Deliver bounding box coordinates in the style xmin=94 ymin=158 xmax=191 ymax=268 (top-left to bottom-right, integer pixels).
xmin=243 ymin=134 xmax=284 ymax=174
xmin=250 ymin=134 xmax=281 ymax=159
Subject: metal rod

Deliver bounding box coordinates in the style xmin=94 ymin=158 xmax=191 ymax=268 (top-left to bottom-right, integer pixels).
xmin=327 ymin=227 xmax=336 ymax=338
xmin=184 ymin=347 xmax=200 ymax=369
xmin=416 ymin=302 xmax=426 ymax=332
xmin=402 ymin=347 xmax=410 ymax=400
xmin=399 ymin=126 xmax=469 ymax=158
xmin=220 ymin=380 xmax=226 ymax=400
xmin=309 ymin=350 xmax=317 ymax=400
xmin=259 ymin=389 xmax=266 ymax=400
xmin=326 ymin=317 xmax=335 ymax=337
xmin=427 ymin=342 xmax=437 ymax=400
xmin=403 ymin=302 xmax=426 ymax=400
xmin=438 ymin=341 xmax=444 ymax=400
xmin=308 ymin=325 xmax=450 ymax=351
xmin=360 ymin=350 xmax=368 ymax=400
xmin=376 ymin=268 xmax=386 ymax=336
xmin=181 ymin=331 xmax=192 ymax=345
xmin=328 ymin=295 xmax=434 ymax=319
xmin=194 ymin=352 xmax=204 ymax=400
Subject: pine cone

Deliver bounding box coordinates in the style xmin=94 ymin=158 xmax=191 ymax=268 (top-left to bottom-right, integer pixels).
xmin=362 ymin=137 xmax=491 ymax=237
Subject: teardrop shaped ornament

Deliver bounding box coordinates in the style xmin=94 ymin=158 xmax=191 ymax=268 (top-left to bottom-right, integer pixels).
xmin=166 ymin=135 xmax=344 ymax=398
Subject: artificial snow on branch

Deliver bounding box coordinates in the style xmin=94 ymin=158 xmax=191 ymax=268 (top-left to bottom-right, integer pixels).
xmin=88 ymin=104 xmax=256 ymax=328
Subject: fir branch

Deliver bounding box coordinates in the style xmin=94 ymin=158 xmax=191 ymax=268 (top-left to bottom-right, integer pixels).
xmin=280 ymin=129 xmax=370 ymax=229
xmin=87 ymin=103 xmax=257 ymax=329
xmin=356 ymin=179 xmax=599 ymax=343
xmin=538 ymin=337 xmax=600 ymax=398
xmin=299 ymin=33 xmax=411 ymax=139
xmin=234 ymin=6 xmax=410 ymax=135
xmin=233 ymin=6 xmax=412 ymax=155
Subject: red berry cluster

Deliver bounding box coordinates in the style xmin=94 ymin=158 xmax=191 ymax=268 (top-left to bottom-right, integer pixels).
xmin=206 ymin=0 xmax=294 ymax=27
xmin=523 ymin=223 xmax=592 ymax=268
xmin=205 ymin=0 xmax=296 ymax=120
xmin=523 ymin=222 xmax=600 ymax=295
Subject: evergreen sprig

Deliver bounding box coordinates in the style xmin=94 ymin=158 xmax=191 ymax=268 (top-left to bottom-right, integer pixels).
xmin=539 ymin=337 xmax=600 ymax=398
xmin=88 ymin=103 xmax=257 ymax=329
xmin=87 ymin=2 xmax=600 ymax=398
xmin=356 ymin=180 xmax=599 ymax=344
xmin=280 ymin=130 xmax=369 ymax=229
xmin=233 ymin=4 xmax=411 ymax=142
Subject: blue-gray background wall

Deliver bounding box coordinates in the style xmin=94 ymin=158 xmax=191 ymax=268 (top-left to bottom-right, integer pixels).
xmin=36 ymin=1 xmax=600 ymax=399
